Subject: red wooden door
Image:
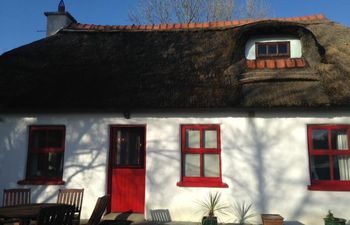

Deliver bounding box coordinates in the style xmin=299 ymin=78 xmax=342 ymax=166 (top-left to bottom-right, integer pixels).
xmin=109 ymin=126 xmax=146 ymax=213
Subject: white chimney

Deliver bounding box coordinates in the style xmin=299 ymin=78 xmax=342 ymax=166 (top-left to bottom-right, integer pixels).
xmin=44 ymin=0 xmax=76 ymax=37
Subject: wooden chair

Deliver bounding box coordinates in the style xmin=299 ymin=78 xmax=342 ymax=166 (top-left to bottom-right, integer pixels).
xmin=37 ymin=205 xmax=75 ymax=225
xmin=57 ymin=189 xmax=84 ymax=225
xmin=85 ymin=195 xmax=110 ymax=225
xmin=2 ymin=188 xmax=31 ymax=207
xmin=150 ymin=209 xmax=172 ymax=223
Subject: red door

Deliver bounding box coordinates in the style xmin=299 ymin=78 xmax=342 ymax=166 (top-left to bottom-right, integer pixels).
xmin=109 ymin=126 xmax=146 ymax=213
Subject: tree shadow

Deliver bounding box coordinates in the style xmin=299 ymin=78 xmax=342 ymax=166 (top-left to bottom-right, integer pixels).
xmin=0 ymin=112 xmax=349 ymax=224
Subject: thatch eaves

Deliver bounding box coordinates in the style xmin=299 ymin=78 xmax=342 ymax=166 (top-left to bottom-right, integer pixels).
xmin=0 ymin=14 xmax=349 ymax=112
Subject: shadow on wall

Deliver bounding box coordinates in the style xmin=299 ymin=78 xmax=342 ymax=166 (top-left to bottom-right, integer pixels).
xmin=137 ymin=115 xmax=350 ymax=224
xmin=0 ymin=118 xmax=28 ymax=187
xmin=223 ymin=117 xmax=312 ymax=220
xmin=225 ymin=117 xmax=297 ymax=211
xmin=0 ymin=116 xmax=109 ymax=205
xmin=1 ymin=114 xmax=349 ymax=223
xmin=141 ymin=117 xmax=313 ymax=223
xmin=222 ymin=116 xmax=349 ymax=224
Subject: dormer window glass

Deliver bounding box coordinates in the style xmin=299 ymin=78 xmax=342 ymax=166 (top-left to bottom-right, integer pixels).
xmin=245 ymin=37 xmax=301 ymax=61
xmin=256 ymin=42 xmax=290 ymax=58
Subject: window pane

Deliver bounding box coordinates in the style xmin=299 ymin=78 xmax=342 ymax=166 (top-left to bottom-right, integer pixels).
xmin=184 ymin=154 xmax=200 ymax=177
xmin=334 ymin=156 xmax=350 ymax=180
xmin=27 ymin=153 xmax=63 ymax=179
xmin=31 ymin=130 xmax=46 ymax=148
xmin=204 ymin=154 xmax=220 ymax=177
xmin=278 ymin=43 xmax=288 ymax=54
xmin=47 ymin=130 xmax=64 ymax=148
xmin=115 ymin=128 xmax=144 ymax=167
xmin=268 ymin=44 xmax=277 ymax=54
xmin=203 ymin=130 xmax=217 ymax=148
xmin=312 ymin=129 xmax=329 ymax=150
xmin=310 ymin=155 xmax=330 ymax=180
xmin=257 ymin=44 xmax=267 ymax=55
xmin=186 ymin=130 xmax=200 ymax=148
xmin=331 ymin=130 xmax=348 ymax=150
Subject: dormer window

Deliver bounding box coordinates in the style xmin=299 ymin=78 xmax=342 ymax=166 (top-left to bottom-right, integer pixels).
xmin=256 ymin=41 xmax=290 ymax=58
xmin=245 ymin=36 xmax=305 ymax=69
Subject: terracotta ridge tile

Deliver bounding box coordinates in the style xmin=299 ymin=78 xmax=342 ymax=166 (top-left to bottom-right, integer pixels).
xmin=67 ymin=14 xmax=326 ymax=31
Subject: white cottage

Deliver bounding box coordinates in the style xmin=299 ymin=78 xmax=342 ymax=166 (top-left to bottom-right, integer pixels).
xmin=0 ymin=4 xmax=350 ymax=225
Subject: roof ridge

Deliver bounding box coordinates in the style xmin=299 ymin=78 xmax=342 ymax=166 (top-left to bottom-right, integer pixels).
xmin=66 ymin=14 xmax=326 ymax=32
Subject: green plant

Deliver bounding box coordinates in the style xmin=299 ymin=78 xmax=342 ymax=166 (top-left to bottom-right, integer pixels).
xmin=324 ymin=210 xmax=346 ymax=225
xmin=196 ymin=192 xmax=229 ymax=218
xmin=325 ymin=210 xmax=335 ymax=220
xmin=232 ymin=201 xmax=255 ymax=225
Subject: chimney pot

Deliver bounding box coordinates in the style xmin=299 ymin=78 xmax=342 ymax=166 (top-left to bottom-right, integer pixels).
xmin=58 ymin=0 xmax=65 ymax=12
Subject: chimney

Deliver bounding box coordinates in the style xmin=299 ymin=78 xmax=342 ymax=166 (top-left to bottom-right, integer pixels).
xmin=44 ymin=0 xmax=77 ymax=37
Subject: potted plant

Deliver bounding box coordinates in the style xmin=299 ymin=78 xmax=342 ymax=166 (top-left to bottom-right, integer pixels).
xmin=197 ymin=192 xmax=229 ymax=225
xmin=232 ymin=201 xmax=255 ymax=225
xmin=324 ymin=210 xmax=346 ymax=225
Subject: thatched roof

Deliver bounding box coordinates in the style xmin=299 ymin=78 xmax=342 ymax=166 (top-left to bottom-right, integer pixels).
xmin=0 ymin=14 xmax=349 ymax=112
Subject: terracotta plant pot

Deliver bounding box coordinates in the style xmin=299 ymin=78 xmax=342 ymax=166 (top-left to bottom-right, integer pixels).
xmin=261 ymin=214 xmax=284 ymax=225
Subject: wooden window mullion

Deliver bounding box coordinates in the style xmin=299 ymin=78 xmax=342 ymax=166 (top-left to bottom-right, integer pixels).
xmin=307 ymin=124 xmax=350 ymax=191
xmin=199 ymin=128 xmax=204 ymax=177
xmin=26 ymin=125 xmax=65 ymax=182
xmin=256 ymin=41 xmax=290 ymax=59
xmin=179 ymin=124 xmax=226 ymax=187
xmin=328 ymin=127 xmax=335 ymax=180
xmin=200 ymin=151 xmax=204 ymax=177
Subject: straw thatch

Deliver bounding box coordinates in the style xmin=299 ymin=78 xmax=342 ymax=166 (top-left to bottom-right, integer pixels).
xmin=0 ymin=17 xmax=349 ymax=112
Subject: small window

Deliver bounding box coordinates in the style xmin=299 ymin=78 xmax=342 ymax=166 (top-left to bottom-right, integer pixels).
xmin=23 ymin=125 xmax=66 ymax=184
xmin=308 ymin=125 xmax=350 ymax=191
xmin=112 ymin=127 xmax=145 ymax=168
xmin=177 ymin=125 xmax=227 ymax=188
xmin=256 ymin=42 xmax=290 ymax=58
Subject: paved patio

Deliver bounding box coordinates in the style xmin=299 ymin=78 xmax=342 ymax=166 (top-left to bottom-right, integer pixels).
xmin=96 ymin=213 xmax=203 ymax=225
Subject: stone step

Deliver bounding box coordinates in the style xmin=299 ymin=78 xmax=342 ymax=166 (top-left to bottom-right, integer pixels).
xmin=102 ymin=212 xmax=145 ymax=224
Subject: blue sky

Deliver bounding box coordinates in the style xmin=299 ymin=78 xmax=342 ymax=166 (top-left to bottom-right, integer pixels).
xmin=0 ymin=0 xmax=349 ymax=54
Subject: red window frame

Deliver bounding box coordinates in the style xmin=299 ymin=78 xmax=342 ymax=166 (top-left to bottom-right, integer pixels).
xmin=18 ymin=125 xmax=66 ymax=185
xmin=177 ymin=124 xmax=228 ymax=188
xmin=307 ymin=124 xmax=350 ymax=191
xmin=256 ymin=41 xmax=290 ymax=59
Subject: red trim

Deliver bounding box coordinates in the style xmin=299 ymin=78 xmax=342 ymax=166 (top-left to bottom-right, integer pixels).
xmin=25 ymin=125 xmax=66 ymax=182
xmin=178 ymin=124 xmax=227 ymax=188
xmin=308 ymin=180 xmax=350 ymax=191
xmin=177 ymin=181 xmax=228 ymax=188
xmin=307 ymin=124 xmax=350 ymax=191
xmin=107 ymin=124 xmax=147 ymax=213
xmin=28 ymin=125 xmax=65 ymax=153
xmin=18 ymin=179 xmax=65 ymax=185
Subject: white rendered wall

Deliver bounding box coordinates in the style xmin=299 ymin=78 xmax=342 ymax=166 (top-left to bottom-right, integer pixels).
xmin=0 ymin=112 xmax=350 ymax=225
xmin=245 ymin=36 xmax=302 ymax=60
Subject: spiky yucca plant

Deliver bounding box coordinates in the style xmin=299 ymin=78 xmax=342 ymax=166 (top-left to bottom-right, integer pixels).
xmin=232 ymin=201 xmax=255 ymax=225
xmin=197 ymin=192 xmax=229 ymax=218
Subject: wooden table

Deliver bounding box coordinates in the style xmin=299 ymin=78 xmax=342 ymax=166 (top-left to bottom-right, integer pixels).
xmin=0 ymin=203 xmax=68 ymax=221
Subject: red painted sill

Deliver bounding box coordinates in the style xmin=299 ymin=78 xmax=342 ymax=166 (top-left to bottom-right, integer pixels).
xmin=177 ymin=181 xmax=228 ymax=188
xmin=18 ymin=179 xmax=65 ymax=185
xmin=308 ymin=184 xmax=350 ymax=192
